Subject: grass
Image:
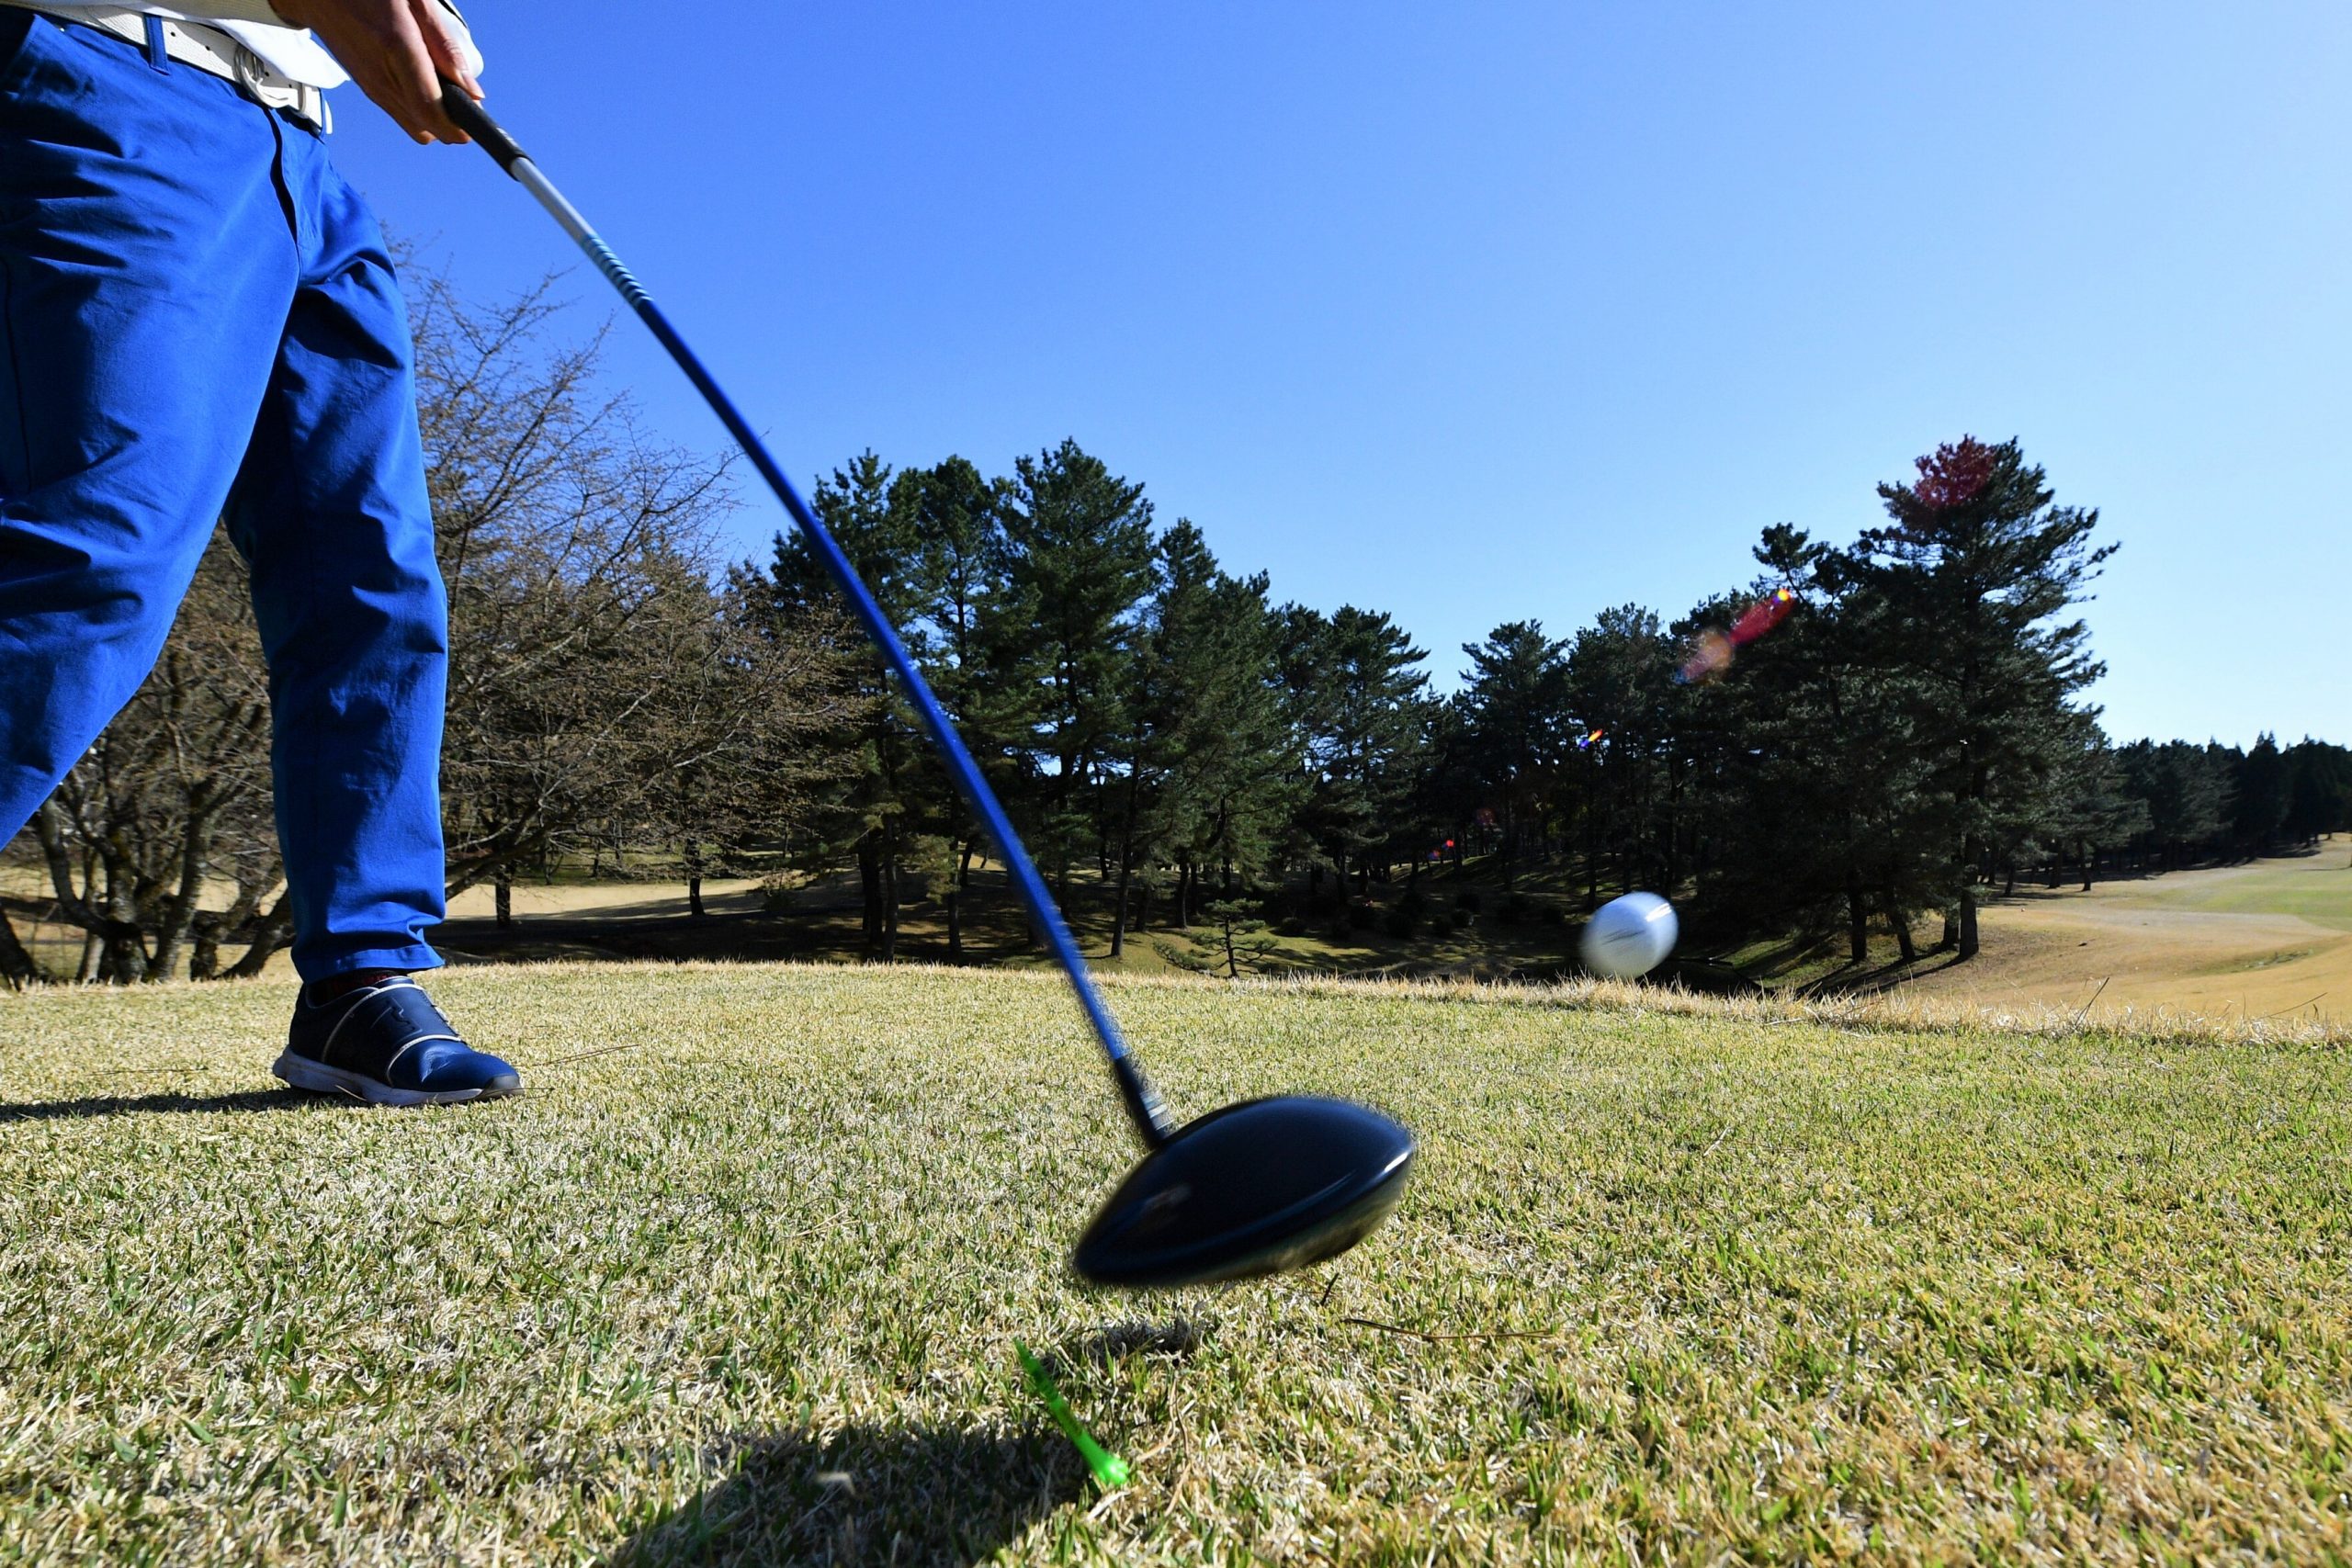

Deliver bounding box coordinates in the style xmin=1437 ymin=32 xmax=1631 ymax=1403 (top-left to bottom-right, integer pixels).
xmin=1892 ymin=843 xmax=2352 ymax=1028
xmin=432 ymin=860 xmax=1591 ymax=985
xmin=2106 ymin=854 xmax=2352 ymax=933
xmin=3 ymin=965 xmax=2349 ymax=1563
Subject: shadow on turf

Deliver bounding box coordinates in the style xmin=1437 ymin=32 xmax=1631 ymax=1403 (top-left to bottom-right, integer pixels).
xmin=608 ymin=1422 xmax=1083 ymax=1568
xmin=0 ymin=1088 xmax=337 ymax=1122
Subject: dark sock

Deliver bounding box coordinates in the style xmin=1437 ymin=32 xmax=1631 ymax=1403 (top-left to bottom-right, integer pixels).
xmin=307 ymin=969 xmax=405 ymax=1008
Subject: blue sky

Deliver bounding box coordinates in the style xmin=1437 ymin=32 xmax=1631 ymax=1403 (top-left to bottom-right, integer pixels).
xmin=337 ymin=2 xmax=2350 ymax=747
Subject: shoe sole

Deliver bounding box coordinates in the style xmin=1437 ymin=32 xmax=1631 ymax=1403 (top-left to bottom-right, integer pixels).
xmin=271 ymin=1051 xmax=522 ymax=1107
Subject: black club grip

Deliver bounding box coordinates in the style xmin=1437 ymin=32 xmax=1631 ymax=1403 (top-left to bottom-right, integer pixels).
xmin=439 ymin=82 xmax=528 ymax=174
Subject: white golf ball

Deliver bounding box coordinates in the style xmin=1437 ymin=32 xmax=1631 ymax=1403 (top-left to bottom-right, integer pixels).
xmin=1579 ymin=892 xmax=1679 ymax=978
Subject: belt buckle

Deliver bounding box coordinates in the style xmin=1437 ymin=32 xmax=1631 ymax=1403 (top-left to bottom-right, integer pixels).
xmin=231 ymin=42 xmax=280 ymax=103
xmin=231 ymin=39 xmax=327 ymax=132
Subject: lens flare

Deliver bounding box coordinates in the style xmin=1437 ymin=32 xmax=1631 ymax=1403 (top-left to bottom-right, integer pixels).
xmin=1729 ymin=587 xmax=1797 ymax=646
xmin=1679 ymin=629 xmax=1734 ymax=683
xmin=1678 ymin=588 xmax=1796 ymax=683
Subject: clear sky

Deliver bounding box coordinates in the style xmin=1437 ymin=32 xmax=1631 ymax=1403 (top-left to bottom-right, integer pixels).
xmin=334 ymin=1 xmax=2350 ymax=747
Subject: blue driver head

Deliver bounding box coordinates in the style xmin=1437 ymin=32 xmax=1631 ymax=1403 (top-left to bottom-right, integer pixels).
xmin=1072 ymin=1096 xmax=1416 ymax=1289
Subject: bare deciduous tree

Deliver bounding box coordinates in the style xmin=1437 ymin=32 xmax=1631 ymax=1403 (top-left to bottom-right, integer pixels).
xmin=416 ymin=272 xmax=861 ymax=921
xmin=4 ymin=531 xmax=284 ymax=983
xmin=3 ymin=264 xmax=860 ymax=979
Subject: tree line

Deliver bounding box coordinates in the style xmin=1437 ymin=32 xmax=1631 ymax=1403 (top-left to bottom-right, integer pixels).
xmin=5 ymin=280 xmax=2346 ymax=985
xmin=741 ymin=434 xmax=2350 ymax=972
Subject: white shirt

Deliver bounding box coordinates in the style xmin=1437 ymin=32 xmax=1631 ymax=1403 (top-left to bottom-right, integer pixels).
xmin=25 ymin=2 xmax=481 ymax=90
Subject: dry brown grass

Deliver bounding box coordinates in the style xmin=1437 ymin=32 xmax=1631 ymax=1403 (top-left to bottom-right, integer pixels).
xmin=1897 ymin=842 xmax=2352 ymax=1028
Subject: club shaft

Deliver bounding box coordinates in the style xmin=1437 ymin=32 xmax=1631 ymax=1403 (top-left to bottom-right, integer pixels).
xmin=443 ymin=90 xmax=1170 ymax=1148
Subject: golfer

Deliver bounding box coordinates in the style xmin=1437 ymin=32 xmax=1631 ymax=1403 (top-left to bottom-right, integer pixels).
xmin=0 ymin=1 xmax=520 ymax=1103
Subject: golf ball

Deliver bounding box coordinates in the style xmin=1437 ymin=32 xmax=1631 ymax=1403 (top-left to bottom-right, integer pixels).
xmin=1580 ymin=892 xmax=1678 ymax=978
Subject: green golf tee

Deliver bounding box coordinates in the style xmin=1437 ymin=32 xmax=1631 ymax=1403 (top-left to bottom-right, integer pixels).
xmin=1015 ymin=1340 xmax=1132 ymax=1489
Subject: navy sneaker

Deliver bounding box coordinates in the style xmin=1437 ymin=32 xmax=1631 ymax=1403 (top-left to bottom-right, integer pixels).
xmin=272 ymin=976 xmax=521 ymax=1106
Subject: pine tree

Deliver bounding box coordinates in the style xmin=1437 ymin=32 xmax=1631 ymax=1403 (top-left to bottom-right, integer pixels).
xmin=1123 ymin=524 xmax=1299 ymax=942
xmin=1461 ymin=621 xmax=1574 ymax=887
xmin=2038 ymin=722 xmax=2147 ymax=890
xmin=1280 ymin=605 xmax=1431 ymax=897
xmin=2284 ymin=739 xmax=2352 ymax=841
xmin=1845 ymin=437 xmax=2116 ymax=959
xmin=903 ymin=456 xmax=1035 ymax=959
xmin=2233 ymin=734 xmax=2290 ymax=854
xmin=1563 ymin=607 xmax=1677 ymax=896
xmin=1001 ymin=441 xmax=1158 ymax=905
xmin=2116 ymin=739 xmax=2233 ymax=868
xmin=754 ymin=451 xmax=924 ymax=958
xmin=1156 ymin=898 xmax=1281 ymax=979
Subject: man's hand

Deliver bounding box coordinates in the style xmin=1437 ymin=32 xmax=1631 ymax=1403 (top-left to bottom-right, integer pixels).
xmin=268 ymin=0 xmax=481 ymax=145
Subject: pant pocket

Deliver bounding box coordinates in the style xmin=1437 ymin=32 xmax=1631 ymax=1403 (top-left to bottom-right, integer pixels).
xmin=0 ymin=12 xmax=85 ymax=113
xmin=0 ymin=11 xmax=39 ymax=95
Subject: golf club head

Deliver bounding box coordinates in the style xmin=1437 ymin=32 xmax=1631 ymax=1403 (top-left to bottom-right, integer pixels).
xmin=1071 ymin=1096 xmax=1415 ymax=1289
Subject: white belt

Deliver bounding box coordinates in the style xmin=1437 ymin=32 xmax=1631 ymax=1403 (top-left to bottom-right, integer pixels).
xmin=1 ymin=4 xmax=331 ymax=131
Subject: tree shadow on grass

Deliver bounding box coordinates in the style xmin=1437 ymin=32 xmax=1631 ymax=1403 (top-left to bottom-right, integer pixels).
xmin=0 ymin=1088 xmax=328 ymax=1123
xmin=608 ymin=1422 xmax=1083 ymax=1568
xmin=1800 ymin=951 xmax=1970 ymax=998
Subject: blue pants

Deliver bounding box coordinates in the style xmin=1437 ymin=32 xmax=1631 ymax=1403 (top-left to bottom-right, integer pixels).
xmin=0 ymin=12 xmax=447 ymax=981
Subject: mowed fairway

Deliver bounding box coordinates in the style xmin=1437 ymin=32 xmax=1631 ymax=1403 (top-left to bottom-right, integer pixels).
xmin=1906 ymin=840 xmax=2352 ymax=1027
xmin=2 ymin=967 xmax=2348 ymax=1564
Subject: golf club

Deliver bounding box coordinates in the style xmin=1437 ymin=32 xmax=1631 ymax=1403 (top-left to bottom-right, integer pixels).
xmin=441 ymin=87 xmax=1414 ymax=1288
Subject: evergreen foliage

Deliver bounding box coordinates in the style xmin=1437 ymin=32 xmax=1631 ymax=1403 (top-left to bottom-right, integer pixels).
xmin=15 ymin=270 xmax=2350 ymax=996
